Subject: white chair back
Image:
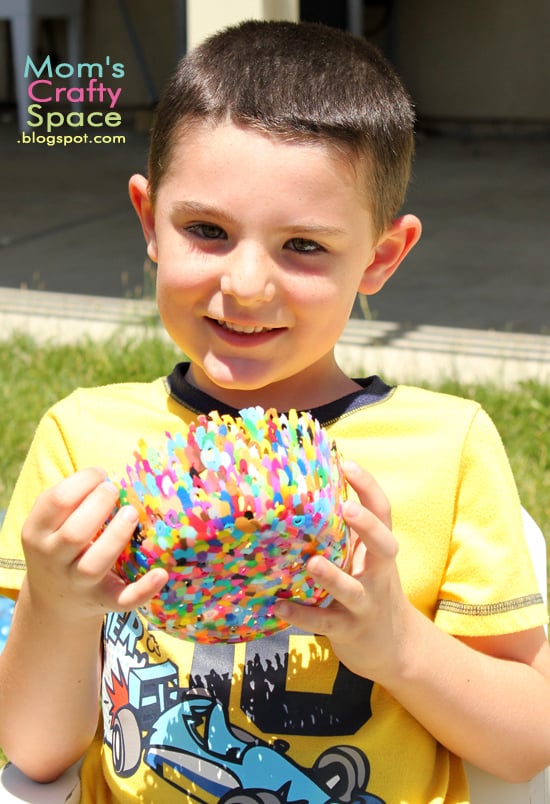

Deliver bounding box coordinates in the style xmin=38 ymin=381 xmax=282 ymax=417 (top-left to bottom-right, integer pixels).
xmin=465 ymin=508 xmax=549 ymax=802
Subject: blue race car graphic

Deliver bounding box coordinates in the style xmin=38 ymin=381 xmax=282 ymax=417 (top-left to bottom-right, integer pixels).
xmin=110 ymin=662 xmax=384 ymax=803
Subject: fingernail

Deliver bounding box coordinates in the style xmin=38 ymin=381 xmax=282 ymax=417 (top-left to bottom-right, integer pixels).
xmin=274 ymin=601 xmax=289 ymax=619
xmin=120 ymin=505 xmax=138 ymax=523
xmin=102 ymin=480 xmax=118 ymax=494
xmin=343 ymin=459 xmax=361 ymax=476
xmin=344 ymin=500 xmax=361 ymax=518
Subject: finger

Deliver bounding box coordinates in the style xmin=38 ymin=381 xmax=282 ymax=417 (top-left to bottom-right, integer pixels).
xmin=73 ymin=505 xmax=140 ymax=580
xmin=24 ymin=468 xmax=108 ymax=539
xmin=343 ymin=460 xmax=392 ymax=528
xmin=308 ymin=553 xmax=368 ymax=610
xmin=48 ymin=480 xmax=120 ymax=561
xmin=274 ymin=586 xmax=350 ymax=635
xmin=343 ymin=499 xmax=398 ymax=564
xmin=274 ymin=553 xmax=369 ymax=634
xmin=102 ymin=567 xmax=169 ymax=612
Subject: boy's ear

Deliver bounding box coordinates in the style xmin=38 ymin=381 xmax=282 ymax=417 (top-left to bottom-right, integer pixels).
xmin=358 ymin=214 xmax=422 ymax=295
xmin=128 ymin=174 xmax=158 ymax=263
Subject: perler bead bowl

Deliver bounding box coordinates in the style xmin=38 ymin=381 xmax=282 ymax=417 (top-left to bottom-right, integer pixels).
xmin=112 ymin=406 xmax=348 ymax=643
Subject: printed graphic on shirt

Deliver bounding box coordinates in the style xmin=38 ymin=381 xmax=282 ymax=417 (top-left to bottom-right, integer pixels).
xmin=103 ymin=611 xmax=386 ymax=803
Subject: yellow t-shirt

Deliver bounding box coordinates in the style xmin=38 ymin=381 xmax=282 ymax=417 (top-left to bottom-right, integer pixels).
xmin=0 ymin=367 xmax=547 ymax=804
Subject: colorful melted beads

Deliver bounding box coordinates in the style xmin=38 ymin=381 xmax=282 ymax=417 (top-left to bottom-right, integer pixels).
xmin=113 ymin=407 xmax=348 ymax=643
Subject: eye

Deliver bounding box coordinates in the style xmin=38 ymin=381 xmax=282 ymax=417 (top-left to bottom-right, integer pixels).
xmin=285 ymin=237 xmax=325 ymax=254
xmin=186 ymin=223 xmax=227 ymax=240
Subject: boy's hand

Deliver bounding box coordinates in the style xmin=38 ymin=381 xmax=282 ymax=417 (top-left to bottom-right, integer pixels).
xmin=274 ymin=460 xmax=414 ymax=684
xmin=21 ymin=468 xmax=168 ymax=624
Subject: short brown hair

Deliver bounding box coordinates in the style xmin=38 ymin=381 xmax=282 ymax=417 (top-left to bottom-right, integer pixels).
xmin=149 ymin=20 xmax=415 ymax=237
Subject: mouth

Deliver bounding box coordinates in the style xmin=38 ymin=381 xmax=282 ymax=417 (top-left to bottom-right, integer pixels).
xmin=211 ymin=319 xmax=276 ymax=335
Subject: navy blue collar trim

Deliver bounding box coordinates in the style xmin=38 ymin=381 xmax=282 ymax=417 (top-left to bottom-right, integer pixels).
xmin=166 ymin=362 xmax=393 ymax=428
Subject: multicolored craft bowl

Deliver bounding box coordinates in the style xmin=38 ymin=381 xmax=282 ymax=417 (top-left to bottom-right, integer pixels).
xmin=113 ymin=407 xmax=348 ymax=643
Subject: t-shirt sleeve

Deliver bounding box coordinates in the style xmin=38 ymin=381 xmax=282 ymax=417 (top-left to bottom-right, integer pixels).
xmin=0 ymin=405 xmax=77 ymax=597
xmin=435 ymin=407 xmax=548 ymax=636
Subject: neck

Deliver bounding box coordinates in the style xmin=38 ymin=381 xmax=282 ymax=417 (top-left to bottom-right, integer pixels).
xmin=186 ymin=363 xmax=362 ymax=412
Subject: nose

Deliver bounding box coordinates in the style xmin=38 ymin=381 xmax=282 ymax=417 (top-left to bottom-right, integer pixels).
xmin=220 ymin=243 xmax=276 ymax=305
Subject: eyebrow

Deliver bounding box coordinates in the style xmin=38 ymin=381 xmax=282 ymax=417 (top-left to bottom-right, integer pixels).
xmin=170 ymin=200 xmax=238 ymax=225
xmin=285 ymin=223 xmax=347 ymax=238
xmin=170 ymin=200 xmax=347 ymax=238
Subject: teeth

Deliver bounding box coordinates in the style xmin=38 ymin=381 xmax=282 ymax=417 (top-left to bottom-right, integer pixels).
xmin=219 ymin=320 xmax=273 ymax=334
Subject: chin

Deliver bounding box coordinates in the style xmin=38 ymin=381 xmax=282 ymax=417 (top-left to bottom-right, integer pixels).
xmin=203 ymin=358 xmax=284 ymax=392
xmin=199 ymin=365 xmax=298 ymax=410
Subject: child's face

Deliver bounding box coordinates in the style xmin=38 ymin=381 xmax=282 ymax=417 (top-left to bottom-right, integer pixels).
xmin=131 ymin=121 xmax=417 ymax=410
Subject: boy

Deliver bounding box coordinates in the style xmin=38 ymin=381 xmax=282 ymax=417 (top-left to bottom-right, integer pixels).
xmin=1 ymin=20 xmax=549 ymax=804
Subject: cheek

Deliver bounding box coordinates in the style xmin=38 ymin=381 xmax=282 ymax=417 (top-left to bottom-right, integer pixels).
xmin=287 ymin=271 xmax=352 ymax=308
xmin=297 ymin=271 xmax=364 ymax=329
xmin=155 ymin=252 xmax=208 ymax=294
